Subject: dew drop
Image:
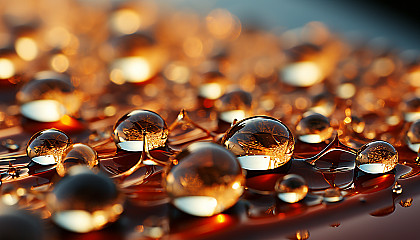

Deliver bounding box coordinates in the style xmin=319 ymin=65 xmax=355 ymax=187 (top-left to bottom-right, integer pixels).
xmin=392 ymin=182 xmax=402 ymax=194
xmin=216 ymin=89 xmax=252 ymax=124
xmin=56 ymin=143 xmax=98 ymax=177
xmin=164 ymin=142 xmax=244 ymax=217
xmin=275 ymin=174 xmax=308 ymax=203
xmin=323 ymin=187 xmax=343 ymax=203
xmin=112 ymin=110 xmax=168 ymax=152
xmin=221 ymin=116 xmax=294 ymax=170
xmin=406 ymin=119 xmax=420 ymax=152
xmin=296 ymin=113 xmax=333 ymax=143
xmin=355 ymin=141 xmax=398 ymax=174
xmin=26 ymin=128 xmax=72 ymax=165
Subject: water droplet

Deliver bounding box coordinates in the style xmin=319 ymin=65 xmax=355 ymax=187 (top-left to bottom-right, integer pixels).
xmin=296 ymin=113 xmax=333 ymax=143
xmin=275 ymin=174 xmax=308 ymax=203
xmin=392 ymin=182 xmax=402 ymax=194
xmin=403 ymin=97 xmax=420 ymax=122
xmin=216 ymin=89 xmax=252 ymax=124
xmin=56 ymin=143 xmax=98 ymax=177
xmin=142 ymin=216 xmax=169 ymax=239
xmin=26 ymin=129 xmax=72 ymax=165
xmin=112 ymin=110 xmax=168 ymax=152
xmin=17 ymin=71 xmax=82 ymax=122
xmin=355 ymin=141 xmax=398 ymax=174
xmin=287 ymin=229 xmax=310 ymax=240
xmin=1 ymin=139 xmax=19 ymax=151
xmin=164 ymin=142 xmax=244 ymax=217
xmin=281 ymin=61 xmax=323 ymax=87
xmin=47 ymin=167 xmax=124 ymax=233
xmin=0 ymin=208 xmax=44 ymax=240
xmin=399 ymin=198 xmax=413 ymax=207
xmin=323 ymin=187 xmax=343 ymax=203
xmin=221 ymin=116 xmax=294 ymax=170
xmin=406 ymin=119 xmax=420 ymax=152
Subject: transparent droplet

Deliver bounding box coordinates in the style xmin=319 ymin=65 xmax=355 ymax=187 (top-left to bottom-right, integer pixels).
xmin=142 ymin=216 xmax=169 ymax=239
xmin=198 ymin=71 xmax=228 ymax=101
xmin=221 ymin=116 xmax=294 ymax=170
xmin=216 ymin=89 xmax=252 ymax=124
xmin=406 ymin=119 xmax=420 ymax=152
xmin=323 ymin=187 xmax=343 ymax=203
xmin=26 ymin=129 xmax=72 ymax=165
xmin=47 ymin=167 xmax=124 ymax=233
xmin=399 ymin=198 xmax=413 ymax=208
xmin=1 ymin=139 xmax=19 ymax=151
xmin=0 ymin=208 xmax=44 ymax=240
xmin=296 ymin=113 xmax=333 ymax=143
xmin=164 ymin=142 xmax=245 ymax=217
xmin=17 ymin=71 xmax=82 ymax=122
xmin=403 ymin=97 xmax=420 ymax=122
xmin=56 ymin=143 xmax=99 ymax=177
xmin=275 ymin=174 xmax=308 ymax=203
xmin=392 ymin=182 xmax=402 ymax=194
xmin=112 ymin=110 xmax=168 ymax=152
xmin=355 ymin=141 xmax=398 ymax=174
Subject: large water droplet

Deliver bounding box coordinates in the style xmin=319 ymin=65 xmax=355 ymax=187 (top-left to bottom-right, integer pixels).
xmin=164 ymin=142 xmax=244 ymax=217
xmin=112 ymin=110 xmax=168 ymax=152
xmin=355 ymin=141 xmax=398 ymax=174
xmin=26 ymin=128 xmax=72 ymax=165
xmin=221 ymin=116 xmax=294 ymax=170
xmin=47 ymin=167 xmax=124 ymax=233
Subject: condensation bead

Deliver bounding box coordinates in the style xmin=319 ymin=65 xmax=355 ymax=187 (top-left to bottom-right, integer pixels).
xmin=295 ymin=113 xmax=333 ymax=143
xmin=275 ymin=174 xmax=308 ymax=203
xmin=221 ymin=116 xmax=294 ymax=170
xmin=112 ymin=110 xmax=168 ymax=152
xmin=406 ymin=119 xmax=420 ymax=152
xmin=17 ymin=71 xmax=82 ymax=122
xmin=215 ymin=89 xmax=253 ymax=124
xmin=164 ymin=142 xmax=245 ymax=217
xmin=46 ymin=167 xmax=124 ymax=233
xmin=355 ymin=141 xmax=398 ymax=174
xmin=26 ymin=129 xmax=72 ymax=165
xmin=56 ymin=143 xmax=99 ymax=177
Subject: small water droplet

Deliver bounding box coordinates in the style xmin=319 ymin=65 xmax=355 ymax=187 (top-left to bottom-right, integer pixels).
xmin=323 ymin=187 xmax=343 ymax=203
xmin=296 ymin=113 xmax=333 ymax=144
xmin=221 ymin=116 xmax=294 ymax=170
xmin=164 ymin=142 xmax=244 ymax=217
xmin=56 ymin=143 xmax=98 ymax=177
xmin=399 ymin=198 xmax=413 ymax=207
xmin=406 ymin=119 xmax=420 ymax=152
xmin=2 ymin=139 xmax=19 ymax=151
xmin=216 ymin=89 xmax=252 ymax=124
xmin=392 ymin=182 xmax=402 ymax=194
xmin=355 ymin=141 xmax=398 ymax=174
xmin=275 ymin=174 xmax=308 ymax=203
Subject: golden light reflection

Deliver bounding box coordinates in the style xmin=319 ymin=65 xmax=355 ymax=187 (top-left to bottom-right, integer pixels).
xmin=164 ymin=62 xmax=190 ymax=84
xmin=0 ymin=58 xmax=15 ymax=79
xmin=110 ymin=9 xmax=142 ymax=35
xmin=206 ymin=9 xmax=241 ymax=40
xmin=337 ymin=83 xmax=356 ymax=99
xmin=45 ymin=27 xmax=71 ymax=49
xmin=372 ymin=57 xmax=395 ymax=77
xmin=215 ymin=214 xmax=226 ymax=223
xmin=50 ymin=54 xmax=70 ymax=73
xmin=15 ymin=37 xmax=38 ymax=61
xmin=110 ymin=57 xmax=151 ymax=84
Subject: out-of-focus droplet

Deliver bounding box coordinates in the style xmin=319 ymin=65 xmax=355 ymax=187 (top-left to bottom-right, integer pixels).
xmin=110 ymin=8 xmax=142 ymax=35
xmin=206 ymin=9 xmax=241 ymax=40
xmin=46 ymin=167 xmax=124 ymax=233
xmin=163 ymin=61 xmax=190 ymax=84
xmin=15 ymin=37 xmax=38 ymax=61
xmin=296 ymin=113 xmax=333 ymax=143
xmin=26 ymin=128 xmax=72 ymax=165
xmin=337 ymin=83 xmax=356 ymax=99
xmin=355 ymin=141 xmax=398 ymax=174
xmin=198 ymin=71 xmax=228 ymax=103
xmin=281 ymin=61 xmax=323 ymax=87
xmin=323 ymin=187 xmax=343 ymax=203
xmin=392 ymin=182 xmax=402 ymax=194
xmin=1 ymin=139 xmax=19 ymax=151
xmin=56 ymin=143 xmax=98 ymax=177
xmin=406 ymin=119 xmax=420 ymax=152
xmin=0 ymin=207 xmax=44 ymax=240
xmin=142 ymin=216 xmax=169 ymax=239
xmin=112 ymin=110 xmax=168 ymax=152
xmin=403 ymin=97 xmax=420 ymax=122
xmin=215 ymin=89 xmax=252 ymax=124
xmin=164 ymin=142 xmax=244 ymax=217
xmin=275 ymin=174 xmax=308 ymax=203
xmin=0 ymin=58 xmax=15 ymax=79
xmin=221 ymin=116 xmax=294 ymax=170
xmin=1 ymin=186 xmax=21 ymax=206
xmin=17 ymin=71 xmax=82 ymax=122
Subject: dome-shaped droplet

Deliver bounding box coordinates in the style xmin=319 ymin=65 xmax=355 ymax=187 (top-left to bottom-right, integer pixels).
xmin=0 ymin=207 xmax=44 ymax=240
xmin=406 ymin=119 xmax=420 ymax=152
xmin=56 ymin=143 xmax=99 ymax=177
xmin=403 ymin=97 xmax=420 ymax=122
xmin=26 ymin=128 xmax=72 ymax=165
xmin=295 ymin=113 xmax=333 ymax=143
xmin=164 ymin=142 xmax=245 ymax=217
xmin=275 ymin=174 xmax=308 ymax=203
xmin=221 ymin=116 xmax=294 ymax=170
xmin=323 ymin=187 xmax=343 ymax=203
xmin=355 ymin=141 xmax=398 ymax=174
xmin=215 ymin=89 xmax=252 ymax=124
xmin=46 ymin=167 xmax=124 ymax=233
xmin=112 ymin=110 xmax=168 ymax=152
xmin=17 ymin=71 xmax=82 ymax=122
